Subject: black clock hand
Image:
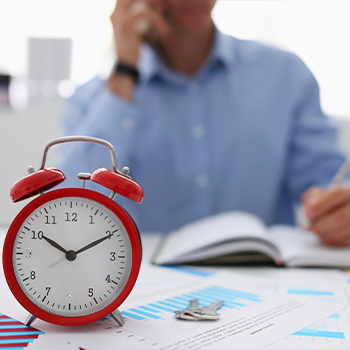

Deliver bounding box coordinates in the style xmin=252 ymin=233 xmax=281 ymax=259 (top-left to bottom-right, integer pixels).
xmin=42 ymin=234 xmax=68 ymax=255
xmin=75 ymin=233 xmax=114 ymax=255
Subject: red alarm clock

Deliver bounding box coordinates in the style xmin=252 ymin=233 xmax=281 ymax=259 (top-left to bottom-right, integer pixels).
xmin=2 ymin=136 xmax=143 ymax=327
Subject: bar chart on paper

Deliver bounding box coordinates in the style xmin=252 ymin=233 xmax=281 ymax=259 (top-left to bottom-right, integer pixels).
xmin=256 ymin=280 xmax=341 ymax=302
xmin=101 ymin=284 xmax=263 ymax=344
xmin=119 ymin=284 xmax=261 ymax=322
xmin=42 ymin=277 xmax=266 ymax=350
xmin=33 ymin=267 xmax=346 ymax=350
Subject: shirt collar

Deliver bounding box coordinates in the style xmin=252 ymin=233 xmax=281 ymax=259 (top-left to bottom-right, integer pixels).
xmin=138 ymin=28 xmax=236 ymax=85
xmin=210 ymin=27 xmax=236 ymax=68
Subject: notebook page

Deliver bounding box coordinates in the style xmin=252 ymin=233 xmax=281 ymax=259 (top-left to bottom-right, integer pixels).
xmin=154 ymin=211 xmax=271 ymax=264
xmin=269 ymin=225 xmax=350 ymax=267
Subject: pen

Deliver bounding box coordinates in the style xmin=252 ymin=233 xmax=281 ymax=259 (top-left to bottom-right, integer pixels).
xmin=298 ymin=157 xmax=350 ymax=229
xmin=330 ymin=157 xmax=350 ymax=186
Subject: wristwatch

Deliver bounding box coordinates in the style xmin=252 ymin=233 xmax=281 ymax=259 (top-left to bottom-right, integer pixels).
xmin=114 ymin=62 xmax=139 ymax=83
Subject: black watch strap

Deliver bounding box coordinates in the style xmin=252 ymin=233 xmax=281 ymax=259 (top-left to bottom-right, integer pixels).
xmin=114 ymin=62 xmax=139 ymax=83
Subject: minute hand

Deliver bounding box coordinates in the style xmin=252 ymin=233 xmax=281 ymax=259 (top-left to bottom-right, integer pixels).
xmin=75 ymin=233 xmax=113 ymax=255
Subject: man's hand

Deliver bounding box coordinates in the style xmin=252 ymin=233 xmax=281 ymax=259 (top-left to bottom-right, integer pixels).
xmin=108 ymin=0 xmax=170 ymax=100
xmin=302 ymin=185 xmax=350 ymax=246
xmin=110 ymin=0 xmax=169 ymax=66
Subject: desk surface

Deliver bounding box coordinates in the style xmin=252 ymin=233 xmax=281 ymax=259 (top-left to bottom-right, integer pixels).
xmin=1 ymin=226 xmax=349 ymax=350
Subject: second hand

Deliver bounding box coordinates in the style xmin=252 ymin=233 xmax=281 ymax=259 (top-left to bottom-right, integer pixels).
xmin=49 ymin=256 xmax=67 ymax=268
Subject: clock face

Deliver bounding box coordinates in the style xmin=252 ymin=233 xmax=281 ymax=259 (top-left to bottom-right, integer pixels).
xmin=9 ymin=191 xmax=136 ymax=321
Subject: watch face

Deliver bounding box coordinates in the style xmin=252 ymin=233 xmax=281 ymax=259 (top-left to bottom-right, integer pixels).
xmin=11 ymin=194 xmax=134 ymax=319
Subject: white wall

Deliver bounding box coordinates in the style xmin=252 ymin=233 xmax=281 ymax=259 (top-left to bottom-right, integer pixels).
xmin=0 ymin=103 xmax=63 ymax=226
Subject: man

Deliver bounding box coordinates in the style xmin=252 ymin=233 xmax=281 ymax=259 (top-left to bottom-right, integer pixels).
xmin=57 ymin=0 xmax=350 ymax=246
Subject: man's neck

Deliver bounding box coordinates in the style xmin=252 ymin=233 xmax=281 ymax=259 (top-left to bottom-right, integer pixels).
xmin=158 ymin=24 xmax=215 ymax=76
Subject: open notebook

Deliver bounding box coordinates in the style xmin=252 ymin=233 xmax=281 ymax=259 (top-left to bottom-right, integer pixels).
xmin=152 ymin=211 xmax=350 ymax=267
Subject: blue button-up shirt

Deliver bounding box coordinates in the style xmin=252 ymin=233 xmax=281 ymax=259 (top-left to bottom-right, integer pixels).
xmin=56 ymin=29 xmax=346 ymax=232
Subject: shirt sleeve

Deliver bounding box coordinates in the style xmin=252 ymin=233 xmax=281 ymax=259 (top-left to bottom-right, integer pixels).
xmin=54 ymin=78 xmax=139 ymax=193
xmin=285 ymin=56 xmax=347 ymax=203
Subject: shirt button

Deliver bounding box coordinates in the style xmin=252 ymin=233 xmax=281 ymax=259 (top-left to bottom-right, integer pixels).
xmin=196 ymin=174 xmax=208 ymax=187
xmin=121 ymin=117 xmax=133 ymax=129
xmin=192 ymin=125 xmax=205 ymax=138
xmin=187 ymin=82 xmax=198 ymax=94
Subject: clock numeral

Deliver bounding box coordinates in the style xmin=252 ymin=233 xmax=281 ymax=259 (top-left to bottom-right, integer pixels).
xmin=88 ymin=288 xmax=94 ymax=297
xmin=46 ymin=287 xmax=51 ymax=296
xmin=105 ymin=274 xmax=111 ymax=283
xmin=110 ymin=252 xmax=116 ymax=261
xmin=89 ymin=215 xmax=94 ymax=224
xmin=30 ymin=271 xmax=36 ymax=280
xmin=45 ymin=215 xmax=56 ymax=225
xmin=67 ymin=292 xmax=74 ymax=302
xmin=65 ymin=212 xmax=78 ymax=222
xmin=31 ymin=230 xmax=43 ymax=240
xmin=26 ymin=248 xmax=32 ymax=259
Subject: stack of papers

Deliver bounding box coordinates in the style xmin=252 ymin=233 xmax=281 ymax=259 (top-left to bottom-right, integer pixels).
xmin=2 ymin=265 xmax=349 ymax=350
xmin=1 ymin=227 xmax=350 ymax=349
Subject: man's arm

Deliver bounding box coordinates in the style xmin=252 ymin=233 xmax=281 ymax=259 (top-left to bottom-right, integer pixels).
xmin=55 ymin=0 xmax=169 ymax=183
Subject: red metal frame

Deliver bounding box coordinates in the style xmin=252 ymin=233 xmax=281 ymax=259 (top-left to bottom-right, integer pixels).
xmin=3 ymin=188 xmax=142 ymax=326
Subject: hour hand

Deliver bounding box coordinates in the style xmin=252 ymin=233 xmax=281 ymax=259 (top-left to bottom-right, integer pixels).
xmin=42 ymin=234 xmax=68 ymax=255
xmin=76 ymin=233 xmax=113 ymax=255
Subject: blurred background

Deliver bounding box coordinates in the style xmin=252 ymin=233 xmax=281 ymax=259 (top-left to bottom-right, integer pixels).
xmin=1 ymin=0 xmax=349 ymax=225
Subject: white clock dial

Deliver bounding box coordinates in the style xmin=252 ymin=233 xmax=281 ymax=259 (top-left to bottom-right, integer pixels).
xmin=12 ymin=196 xmax=132 ymax=317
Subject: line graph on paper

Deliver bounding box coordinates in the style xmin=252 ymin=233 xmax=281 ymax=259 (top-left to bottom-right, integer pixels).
xmin=266 ymin=309 xmax=350 ymax=349
xmin=263 ymin=283 xmax=350 ymax=350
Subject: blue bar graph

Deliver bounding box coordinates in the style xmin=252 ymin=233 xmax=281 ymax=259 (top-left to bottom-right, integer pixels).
xmin=119 ymin=285 xmax=262 ymax=322
xmin=120 ymin=311 xmax=146 ymax=320
xmin=185 ymin=292 xmax=239 ymax=307
xmin=0 ymin=331 xmax=43 ymax=337
xmin=182 ymin=293 xmax=214 ymax=305
xmin=0 ymin=325 xmax=31 ymax=329
xmin=0 ymin=338 xmax=36 ymax=344
xmin=129 ymin=308 xmax=162 ymax=319
xmin=139 ymin=306 xmax=161 ymax=314
xmin=0 ymin=317 xmax=18 ymax=323
xmin=148 ymin=303 xmax=174 ymax=312
xmin=287 ymin=289 xmax=334 ymax=296
xmin=292 ymin=329 xmax=345 ymax=339
xmin=165 ymin=299 xmax=188 ymax=307
xmin=162 ymin=265 xmax=214 ymax=277
xmin=208 ymin=286 xmax=262 ymax=301
xmin=157 ymin=301 xmax=179 ymax=310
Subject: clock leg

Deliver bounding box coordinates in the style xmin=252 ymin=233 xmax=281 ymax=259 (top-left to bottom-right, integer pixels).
xmin=110 ymin=308 xmax=125 ymax=326
xmin=25 ymin=313 xmax=37 ymax=326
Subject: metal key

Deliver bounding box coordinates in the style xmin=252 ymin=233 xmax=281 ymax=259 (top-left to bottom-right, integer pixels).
xmin=174 ymin=299 xmax=202 ymax=320
xmin=201 ymin=300 xmax=225 ymax=319
xmin=175 ymin=299 xmax=224 ymax=321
